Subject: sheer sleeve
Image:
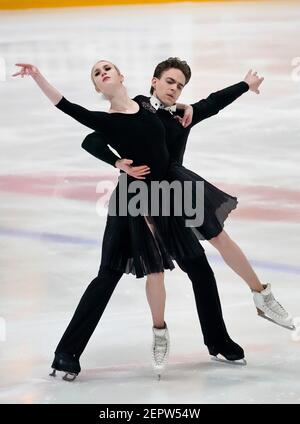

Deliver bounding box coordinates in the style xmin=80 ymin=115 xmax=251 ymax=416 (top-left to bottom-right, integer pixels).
xmin=82 ymin=131 xmax=120 ymax=168
xmin=55 ymin=96 xmax=111 ymax=132
xmin=190 ymin=81 xmax=249 ymax=127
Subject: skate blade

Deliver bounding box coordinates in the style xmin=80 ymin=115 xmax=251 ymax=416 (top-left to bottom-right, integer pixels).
xmin=49 ymin=369 xmax=56 ymax=377
xmin=62 ymin=372 xmax=77 ymax=382
xmin=257 ymin=309 xmax=296 ymax=331
xmin=210 ymin=355 xmax=247 ymax=366
xmin=49 ymin=368 xmax=77 ymax=381
xmin=153 ymin=369 xmax=164 ymax=380
xmin=153 ymin=365 xmax=165 ymax=380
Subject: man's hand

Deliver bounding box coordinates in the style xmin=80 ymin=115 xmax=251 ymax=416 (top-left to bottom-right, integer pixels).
xmin=174 ymin=104 xmax=193 ymax=128
xmin=115 ymin=159 xmax=151 ymax=180
xmin=244 ymin=69 xmax=264 ymax=94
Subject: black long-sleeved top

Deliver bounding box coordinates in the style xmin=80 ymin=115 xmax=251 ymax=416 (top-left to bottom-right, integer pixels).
xmin=55 ymin=96 xmax=171 ymax=181
xmin=81 ymin=81 xmax=249 ymax=167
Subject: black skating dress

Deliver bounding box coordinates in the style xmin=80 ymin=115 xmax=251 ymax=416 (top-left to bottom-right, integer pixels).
xmin=82 ymin=81 xmax=249 ymax=242
xmin=55 ymin=96 xmax=205 ymax=278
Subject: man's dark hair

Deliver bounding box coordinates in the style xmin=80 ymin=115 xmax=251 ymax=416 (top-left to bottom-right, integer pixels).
xmin=150 ymin=57 xmax=191 ymax=94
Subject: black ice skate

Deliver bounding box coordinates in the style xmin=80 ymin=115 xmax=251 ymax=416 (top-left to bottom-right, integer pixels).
xmin=49 ymin=352 xmax=81 ymax=381
xmin=208 ymin=340 xmax=247 ymax=366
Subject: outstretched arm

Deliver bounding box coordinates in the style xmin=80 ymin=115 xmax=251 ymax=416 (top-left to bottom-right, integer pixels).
xmin=13 ymin=63 xmax=62 ymax=104
xmin=12 ymin=63 xmax=109 ymax=132
xmin=191 ymin=69 xmax=264 ymax=127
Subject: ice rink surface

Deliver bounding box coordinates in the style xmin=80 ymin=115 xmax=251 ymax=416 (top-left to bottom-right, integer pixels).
xmin=0 ymin=0 xmax=300 ymax=404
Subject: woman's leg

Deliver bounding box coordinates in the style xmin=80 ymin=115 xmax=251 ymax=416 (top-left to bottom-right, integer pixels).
xmin=142 ymin=215 xmax=169 ymax=376
xmin=145 ymin=272 xmax=166 ymax=329
xmin=209 ymin=229 xmax=264 ymax=292
xmin=143 ymin=215 xmax=167 ymax=329
xmin=209 ymin=230 xmax=294 ymax=329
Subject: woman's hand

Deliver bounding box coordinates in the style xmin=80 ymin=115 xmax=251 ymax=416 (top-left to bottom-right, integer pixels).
xmin=12 ymin=63 xmax=40 ymax=78
xmin=244 ymin=69 xmax=264 ymax=94
xmin=115 ymin=159 xmax=151 ymax=180
xmin=174 ymin=104 xmax=193 ymax=128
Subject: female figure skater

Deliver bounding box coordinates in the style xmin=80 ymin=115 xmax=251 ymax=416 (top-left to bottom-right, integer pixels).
xmin=82 ymin=58 xmax=294 ymax=333
xmin=13 ymin=61 xmax=245 ymax=381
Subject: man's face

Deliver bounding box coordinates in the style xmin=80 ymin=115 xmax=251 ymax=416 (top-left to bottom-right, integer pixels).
xmin=151 ymin=68 xmax=186 ymax=106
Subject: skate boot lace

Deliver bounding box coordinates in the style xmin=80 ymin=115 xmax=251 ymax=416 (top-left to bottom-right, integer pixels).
xmin=153 ymin=334 xmax=168 ymax=365
xmin=264 ymin=292 xmax=288 ymax=318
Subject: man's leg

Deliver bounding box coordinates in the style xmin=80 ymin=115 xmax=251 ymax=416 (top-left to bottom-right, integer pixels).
xmin=175 ymin=254 xmax=245 ymax=360
xmin=52 ymin=265 xmax=123 ymax=371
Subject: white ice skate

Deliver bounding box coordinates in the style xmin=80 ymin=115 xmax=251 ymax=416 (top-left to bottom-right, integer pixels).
xmin=253 ymin=283 xmax=295 ymax=330
xmin=151 ymin=322 xmax=170 ymax=380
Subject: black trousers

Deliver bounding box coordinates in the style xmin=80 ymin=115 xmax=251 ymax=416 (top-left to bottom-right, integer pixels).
xmin=55 ymin=254 xmax=231 ymax=359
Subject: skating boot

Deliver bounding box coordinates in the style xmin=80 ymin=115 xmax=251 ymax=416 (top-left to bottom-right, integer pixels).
xmin=49 ymin=352 xmax=81 ymax=381
xmin=151 ymin=321 xmax=170 ymax=380
xmin=253 ymin=283 xmax=295 ymax=330
xmin=208 ymin=339 xmax=247 ymax=365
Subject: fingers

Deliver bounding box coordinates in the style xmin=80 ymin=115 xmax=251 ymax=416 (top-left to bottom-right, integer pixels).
xmin=130 ymin=169 xmax=151 ymax=177
xmin=183 ymin=117 xmax=192 ymax=127
xmin=134 ymin=175 xmax=150 ymax=179
xmin=132 ymin=170 xmax=151 ymax=176
xmin=12 ymin=64 xmax=31 ymax=77
xmin=251 ymin=70 xmax=264 ymax=80
xmin=176 ymin=115 xmax=191 ymax=128
xmin=123 ymin=158 xmax=151 ymax=178
xmin=131 ymin=165 xmax=150 ymax=171
xmin=254 ymin=76 xmax=264 ymax=93
xmin=245 ymin=69 xmax=252 ymax=78
xmin=12 ymin=66 xmax=26 ymax=77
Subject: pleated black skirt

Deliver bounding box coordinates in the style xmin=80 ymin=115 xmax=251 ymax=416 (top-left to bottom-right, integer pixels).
xmin=167 ymin=162 xmax=238 ymax=240
xmin=99 ymin=173 xmax=205 ymax=278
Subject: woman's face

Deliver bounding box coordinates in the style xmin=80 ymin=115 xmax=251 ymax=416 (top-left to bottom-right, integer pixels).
xmin=91 ymin=61 xmax=123 ymax=95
